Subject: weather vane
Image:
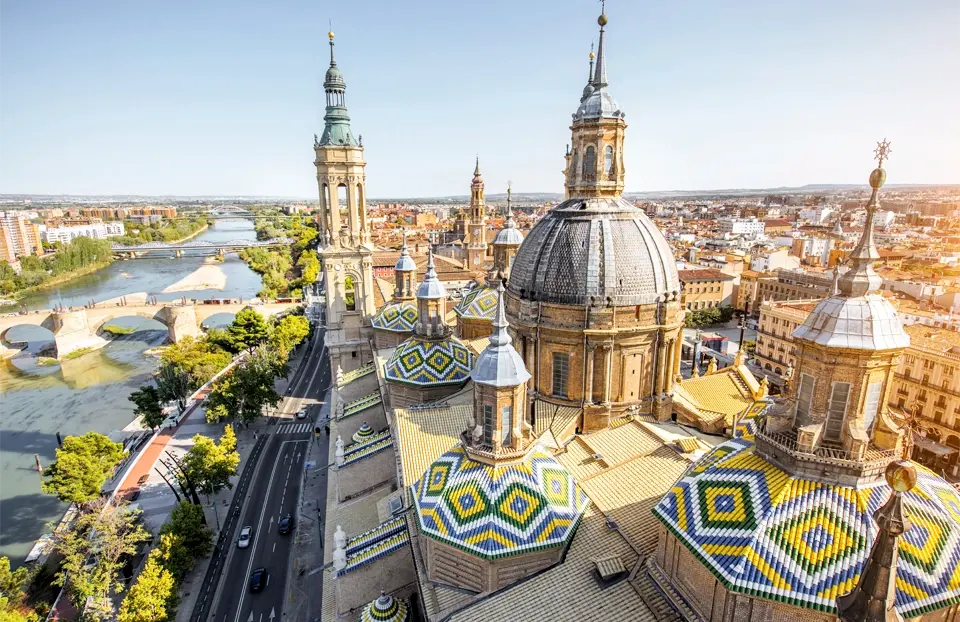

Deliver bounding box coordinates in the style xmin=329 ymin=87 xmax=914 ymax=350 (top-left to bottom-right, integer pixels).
xmin=874 ymin=139 xmax=892 ymax=168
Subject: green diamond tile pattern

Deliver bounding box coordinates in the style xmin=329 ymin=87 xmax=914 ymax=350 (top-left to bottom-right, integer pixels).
xmin=454 ymin=284 xmax=499 ymax=321
xmin=372 ymin=301 xmax=418 ymax=333
xmin=385 ymin=336 xmax=474 ymax=387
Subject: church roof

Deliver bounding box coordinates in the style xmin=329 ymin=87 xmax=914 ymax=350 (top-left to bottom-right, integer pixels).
xmin=453 ymin=283 xmax=498 ymax=321
xmin=384 ymin=336 xmax=474 ymax=387
xmin=652 ymin=417 xmax=960 ymax=618
xmin=792 ymin=293 xmax=909 ymax=350
xmin=372 ymin=300 xmax=418 ymax=333
xmin=360 ymin=592 xmax=408 ymax=622
xmin=412 ymin=444 xmax=589 ymax=560
xmin=470 ymin=282 xmax=530 ymax=387
xmin=672 ymin=364 xmax=764 ymax=431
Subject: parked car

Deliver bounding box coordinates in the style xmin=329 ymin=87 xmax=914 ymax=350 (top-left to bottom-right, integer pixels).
xmin=296 ymin=408 xmax=308 ymax=420
xmin=249 ymin=567 xmax=267 ymax=592
xmin=278 ymin=513 xmax=293 ymax=535
xmin=237 ymin=526 xmax=252 ymax=549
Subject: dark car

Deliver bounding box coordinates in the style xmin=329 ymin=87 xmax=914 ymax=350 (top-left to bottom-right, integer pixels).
xmin=278 ymin=513 xmax=293 ymax=535
xmin=249 ymin=567 xmax=267 ymax=593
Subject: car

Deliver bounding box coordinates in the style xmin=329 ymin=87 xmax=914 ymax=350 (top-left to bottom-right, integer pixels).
xmin=296 ymin=408 xmax=308 ymax=420
xmin=278 ymin=513 xmax=293 ymax=535
xmin=249 ymin=567 xmax=267 ymax=592
xmin=237 ymin=526 xmax=252 ymax=548
xmin=137 ymin=474 xmax=149 ymax=486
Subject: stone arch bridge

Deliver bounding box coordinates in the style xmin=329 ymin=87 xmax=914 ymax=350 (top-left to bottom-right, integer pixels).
xmin=0 ymin=301 xmax=299 ymax=360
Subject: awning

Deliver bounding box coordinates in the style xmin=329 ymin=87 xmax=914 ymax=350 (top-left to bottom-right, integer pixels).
xmin=913 ymin=432 xmax=958 ymax=457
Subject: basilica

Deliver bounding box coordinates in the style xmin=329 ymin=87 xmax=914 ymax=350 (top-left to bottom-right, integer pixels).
xmin=313 ymin=9 xmax=960 ymax=622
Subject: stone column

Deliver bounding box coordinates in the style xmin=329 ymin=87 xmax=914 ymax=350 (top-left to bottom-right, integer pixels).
xmin=656 ymin=333 xmax=667 ymax=395
xmin=329 ymin=181 xmax=342 ymax=240
xmin=602 ymin=344 xmax=613 ymax=404
xmin=584 ymin=345 xmax=595 ymax=404
xmin=673 ymin=335 xmax=684 ymax=385
xmin=664 ymin=339 xmax=674 ymax=393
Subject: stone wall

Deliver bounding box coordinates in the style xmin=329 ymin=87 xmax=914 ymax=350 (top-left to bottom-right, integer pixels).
xmin=335 ymin=544 xmax=415 ymax=616
xmin=336 ymin=449 xmax=395 ymax=503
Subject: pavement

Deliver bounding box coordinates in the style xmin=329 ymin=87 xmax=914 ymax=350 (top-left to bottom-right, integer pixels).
xmin=187 ymin=324 xmax=332 ymax=622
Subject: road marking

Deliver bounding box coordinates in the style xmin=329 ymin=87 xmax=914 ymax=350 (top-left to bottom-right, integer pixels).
xmin=272 ymin=542 xmax=276 ymax=552
xmin=266 ymin=575 xmax=270 ymax=587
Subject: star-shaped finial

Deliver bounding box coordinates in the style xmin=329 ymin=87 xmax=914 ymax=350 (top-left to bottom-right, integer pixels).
xmin=874 ymin=139 xmax=892 ymax=167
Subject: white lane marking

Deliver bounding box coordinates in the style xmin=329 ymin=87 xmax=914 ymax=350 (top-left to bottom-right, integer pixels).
xmin=272 ymin=542 xmax=276 ymax=552
xmin=233 ymin=448 xmax=285 ymax=622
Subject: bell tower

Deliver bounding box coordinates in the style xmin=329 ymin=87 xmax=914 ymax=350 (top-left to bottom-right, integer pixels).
xmin=465 ymin=158 xmax=488 ymax=270
xmin=315 ymin=29 xmax=376 ymax=372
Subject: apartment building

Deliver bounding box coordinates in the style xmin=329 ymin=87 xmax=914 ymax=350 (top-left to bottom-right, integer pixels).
xmin=0 ymin=212 xmax=43 ymax=258
xmin=754 ymin=299 xmax=818 ymax=375
xmin=678 ymin=268 xmax=735 ymax=310
xmin=0 ymin=227 xmax=16 ymax=263
xmin=718 ymin=217 xmax=765 ymax=236
xmin=755 ymin=268 xmax=833 ymax=303
xmin=41 ymin=221 xmax=124 ymax=244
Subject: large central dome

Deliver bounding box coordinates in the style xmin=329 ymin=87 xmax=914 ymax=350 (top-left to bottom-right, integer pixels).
xmin=507 ymin=196 xmax=680 ymax=306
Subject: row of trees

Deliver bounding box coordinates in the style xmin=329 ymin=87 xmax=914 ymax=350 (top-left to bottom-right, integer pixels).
xmin=684 ymin=304 xmax=736 ymax=328
xmin=0 ymin=237 xmax=114 ymax=295
xmin=238 ymin=212 xmax=319 ymax=299
xmin=110 ymin=217 xmax=209 ymax=247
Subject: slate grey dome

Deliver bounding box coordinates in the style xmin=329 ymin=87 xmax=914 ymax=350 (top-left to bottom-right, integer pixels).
xmin=507 ymin=196 xmax=681 ymax=306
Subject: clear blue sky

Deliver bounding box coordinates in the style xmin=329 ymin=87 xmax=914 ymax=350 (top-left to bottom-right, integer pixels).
xmin=1 ymin=0 xmax=957 ymax=198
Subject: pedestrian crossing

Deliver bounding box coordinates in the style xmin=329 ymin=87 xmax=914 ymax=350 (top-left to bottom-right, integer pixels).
xmin=276 ymin=422 xmax=313 ymax=435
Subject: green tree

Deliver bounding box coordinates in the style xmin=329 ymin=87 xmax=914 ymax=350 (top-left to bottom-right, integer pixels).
xmin=151 ymin=535 xmax=192 ymax=582
xmin=53 ymin=500 xmax=149 ymax=618
xmin=159 ymin=503 xmax=212 ymax=559
xmin=180 ymin=427 xmax=239 ymax=495
xmin=160 ymin=336 xmax=232 ymax=390
xmin=129 ymin=386 xmax=166 ymax=430
xmin=0 ymin=557 xmax=35 ymax=622
xmin=41 ymin=433 xmax=126 ymax=504
xmin=205 ymin=346 xmax=286 ymax=424
xmin=156 ymin=363 xmax=191 ymax=414
xmin=269 ymin=314 xmax=310 ymax=357
xmin=225 ymin=308 xmax=270 ymax=353
xmin=117 ymin=558 xmax=175 ymax=622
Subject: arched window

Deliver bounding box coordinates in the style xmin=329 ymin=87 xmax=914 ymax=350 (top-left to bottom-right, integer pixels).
xmin=604 ymin=145 xmax=614 ymax=175
xmin=571 ymin=151 xmax=579 ymax=181
xmin=344 ymin=275 xmax=356 ymax=312
xmin=356 ymin=183 xmax=365 ymax=230
xmin=322 ymin=184 xmax=332 ymax=229
xmin=582 ymin=146 xmax=596 ymax=180
xmin=337 ymin=184 xmax=349 ymax=225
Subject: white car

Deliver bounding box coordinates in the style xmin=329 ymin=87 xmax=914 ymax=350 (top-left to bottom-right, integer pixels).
xmin=237 ymin=526 xmax=252 ymax=548
xmin=296 ymin=408 xmax=308 ymax=420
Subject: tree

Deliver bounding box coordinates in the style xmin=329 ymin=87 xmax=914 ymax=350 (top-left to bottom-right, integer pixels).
xmin=117 ymin=558 xmax=175 ymax=622
xmin=269 ymin=314 xmax=310 ymax=357
xmin=205 ymin=346 xmax=285 ymax=424
xmin=41 ymin=433 xmax=126 ymax=504
xmin=129 ymin=386 xmax=166 ymax=430
xmin=160 ymin=336 xmax=232 ymax=390
xmin=0 ymin=557 xmax=35 ymax=622
xmin=180 ymin=428 xmax=240 ymax=496
xmin=52 ymin=500 xmax=149 ymax=618
xmin=156 ymin=363 xmax=191 ymax=414
xmin=160 ymin=503 xmax=212 ymax=559
xmin=224 ymin=308 xmax=270 ymax=353
xmin=151 ymin=534 xmax=193 ymax=582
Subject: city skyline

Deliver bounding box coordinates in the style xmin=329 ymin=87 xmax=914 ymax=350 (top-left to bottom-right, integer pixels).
xmin=1 ymin=0 xmax=958 ymax=197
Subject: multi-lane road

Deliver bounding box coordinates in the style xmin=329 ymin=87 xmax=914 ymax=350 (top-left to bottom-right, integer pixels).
xmin=191 ymin=322 xmax=331 ymax=622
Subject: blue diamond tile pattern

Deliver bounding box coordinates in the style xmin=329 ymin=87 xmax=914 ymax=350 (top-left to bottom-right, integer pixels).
xmin=385 ymin=336 xmax=475 ymax=387
xmin=454 ymin=285 xmax=498 ymax=321
xmin=413 ymin=445 xmax=589 ymax=560
xmin=372 ymin=301 xmax=418 ymax=333
xmin=652 ymin=412 xmax=960 ymax=618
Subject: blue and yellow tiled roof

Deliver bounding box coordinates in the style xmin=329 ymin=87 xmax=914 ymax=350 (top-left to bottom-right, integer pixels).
xmin=652 ymin=423 xmax=960 ymax=618
xmin=413 ymin=445 xmax=590 ymax=560
xmin=453 ymin=285 xmax=498 ymax=321
xmin=385 ymin=336 xmax=474 ymax=387
xmin=372 ymin=301 xmax=418 ymax=333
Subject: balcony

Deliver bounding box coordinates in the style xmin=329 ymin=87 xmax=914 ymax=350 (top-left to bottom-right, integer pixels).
xmin=895 ymin=373 xmax=960 ymax=399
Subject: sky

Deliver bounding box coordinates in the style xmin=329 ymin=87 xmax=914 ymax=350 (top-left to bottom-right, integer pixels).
xmin=1 ymin=0 xmax=958 ymax=198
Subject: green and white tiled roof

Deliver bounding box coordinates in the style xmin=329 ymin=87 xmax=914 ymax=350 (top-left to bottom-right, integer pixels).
xmin=340 ymin=392 xmax=382 ymax=420
xmin=338 ymin=364 xmax=376 ymax=387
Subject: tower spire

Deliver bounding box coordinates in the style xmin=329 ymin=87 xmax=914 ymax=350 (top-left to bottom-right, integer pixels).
xmin=474 ymin=155 xmax=480 ymax=177
xmin=837 ymin=140 xmax=890 ymax=297
xmin=593 ymin=1 xmax=609 ymax=88
xmin=318 ymin=29 xmax=358 ymax=147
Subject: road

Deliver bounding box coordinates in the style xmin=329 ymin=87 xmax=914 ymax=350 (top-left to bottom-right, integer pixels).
xmin=191 ymin=322 xmax=331 ymax=622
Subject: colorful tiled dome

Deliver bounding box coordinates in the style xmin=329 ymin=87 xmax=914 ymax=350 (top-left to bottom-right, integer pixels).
xmin=453 ymin=284 xmax=498 ymax=321
xmin=352 ymin=422 xmax=375 ymax=444
xmin=652 ymin=420 xmax=960 ymax=618
xmin=360 ymin=592 xmax=408 ymax=622
xmin=413 ymin=445 xmax=589 ymax=560
xmin=372 ymin=301 xmax=418 ymax=333
xmin=385 ymin=336 xmax=474 ymax=387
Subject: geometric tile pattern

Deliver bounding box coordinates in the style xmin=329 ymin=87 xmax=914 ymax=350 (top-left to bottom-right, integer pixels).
xmin=351 ymin=422 xmax=378 ymax=444
xmin=340 ymin=530 xmax=410 ymax=577
xmin=454 ymin=284 xmax=498 ymax=321
xmin=346 ymin=516 xmax=407 ymax=555
xmin=413 ymin=445 xmax=589 ymax=560
xmin=653 ymin=432 xmax=960 ymax=617
xmin=360 ymin=594 xmax=408 ymax=622
xmin=341 ymin=392 xmax=383 ymax=419
xmin=385 ymin=336 xmax=474 ymax=387
xmin=342 ymin=437 xmax=394 ymax=466
xmin=338 ymin=364 xmax=376 ymax=387
xmin=372 ymin=301 xmax=418 ymax=333
xmin=345 ymin=428 xmax=391 ymax=456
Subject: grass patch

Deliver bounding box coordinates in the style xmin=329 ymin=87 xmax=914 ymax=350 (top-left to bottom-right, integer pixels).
xmin=102 ymin=325 xmax=137 ymax=336
xmin=62 ymin=347 xmax=95 ymax=360
xmin=36 ymin=357 xmax=59 ymax=366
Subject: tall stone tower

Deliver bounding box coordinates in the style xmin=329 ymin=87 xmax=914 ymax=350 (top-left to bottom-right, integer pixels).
xmin=563 ymin=14 xmax=626 ymax=201
xmin=464 ymin=158 xmax=488 ymax=270
xmin=315 ymin=30 xmax=376 ymax=372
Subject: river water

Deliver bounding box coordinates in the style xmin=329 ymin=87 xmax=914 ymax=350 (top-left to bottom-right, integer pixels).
xmin=0 ymin=220 xmax=263 ymax=564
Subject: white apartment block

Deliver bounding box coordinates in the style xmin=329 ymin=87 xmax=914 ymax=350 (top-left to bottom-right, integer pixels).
xmin=41 ymin=222 xmax=124 ymax=244
xmin=718 ymin=217 xmax=765 ymax=236
xmin=798 ymin=207 xmax=832 ymax=225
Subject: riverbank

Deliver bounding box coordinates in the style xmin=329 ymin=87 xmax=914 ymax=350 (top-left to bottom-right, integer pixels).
xmin=167 ymin=222 xmax=209 ymax=244
xmin=2 ymin=260 xmax=114 ymax=303
xmin=161 ymin=263 xmax=227 ymax=293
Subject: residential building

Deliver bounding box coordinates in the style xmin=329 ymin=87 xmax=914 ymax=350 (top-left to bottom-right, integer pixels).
xmin=0 ymin=212 xmax=43 ymax=258
xmin=0 ymin=227 xmax=16 ymax=263
xmin=749 ymin=247 xmax=800 ymax=272
xmin=798 ymin=205 xmax=832 ymax=224
xmin=755 ymin=267 xmax=833 ymax=303
xmin=718 ymin=216 xmax=764 ymax=236
xmin=41 ymin=221 xmax=124 ymax=244
xmin=679 ymin=267 xmax=735 ymax=310
xmin=790 ymin=235 xmax=834 ymax=266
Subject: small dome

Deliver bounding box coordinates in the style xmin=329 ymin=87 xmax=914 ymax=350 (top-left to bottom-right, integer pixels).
xmin=395 ymin=251 xmax=416 ymax=273
xmin=385 ymin=337 xmax=474 ymax=387
xmin=372 ymin=301 xmax=417 ymax=333
xmin=573 ymin=88 xmax=622 ymax=121
xmin=792 ymin=294 xmax=909 ymax=350
xmin=413 ymin=445 xmax=589 ymax=560
xmin=581 ymin=83 xmax=595 ymax=102
xmin=324 ymin=66 xmax=344 ymax=87
xmin=360 ymin=592 xmax=408 ymax=622
xmin=352 ymin=422 xmax=375 ymax=444
xmin=454 ymin=285 xmax=498 ymax=321
xmin=416 ymin=249 xmax=446 ymax=300
xmin=492 ymin=216 xmax=524 ymax=247
xmin=508 ymin=196 xmax=681 ymax=306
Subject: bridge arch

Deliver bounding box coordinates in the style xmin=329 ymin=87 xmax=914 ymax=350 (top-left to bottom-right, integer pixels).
xmin=89 ymin=310 xmax=172 ymax=337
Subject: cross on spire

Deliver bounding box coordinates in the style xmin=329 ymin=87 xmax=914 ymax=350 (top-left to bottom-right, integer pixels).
xmin=874 ymin=139 xmax=892 ymax=168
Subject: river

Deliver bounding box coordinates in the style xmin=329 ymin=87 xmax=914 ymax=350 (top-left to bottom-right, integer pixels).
xmin=0 ymin=220 xmax=263 ymax=564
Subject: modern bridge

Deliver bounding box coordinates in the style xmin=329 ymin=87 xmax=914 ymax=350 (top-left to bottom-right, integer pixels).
xmin=110 ymin=237 xmax=292 ymax=258
xmin=0 ymin=298 xmax=300 ymax=360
